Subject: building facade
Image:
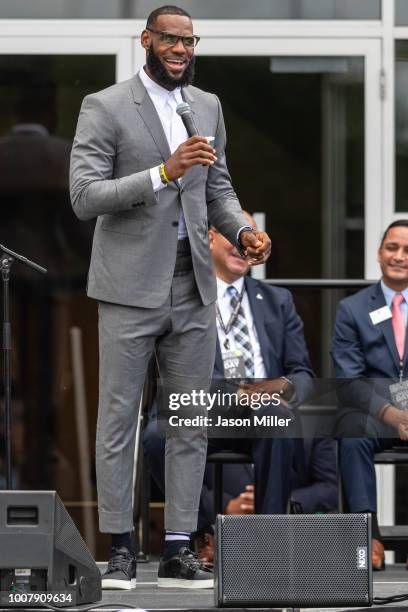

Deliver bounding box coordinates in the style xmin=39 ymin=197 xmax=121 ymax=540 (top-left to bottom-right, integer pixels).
xmin=0 ymin=0 xmax=406 ymax=558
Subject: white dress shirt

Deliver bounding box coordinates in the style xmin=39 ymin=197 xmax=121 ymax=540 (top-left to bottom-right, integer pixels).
xmin=216 ymin=276 xmax=267 ymax=378
xmin=139 ymin=67 xmax=188 ymax=239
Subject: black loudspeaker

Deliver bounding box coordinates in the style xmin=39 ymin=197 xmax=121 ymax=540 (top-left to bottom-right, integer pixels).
xmin=215 ymin=513 xmax=372 ymax=608
xmin=0 ymin=491 xmax=101 ymax=607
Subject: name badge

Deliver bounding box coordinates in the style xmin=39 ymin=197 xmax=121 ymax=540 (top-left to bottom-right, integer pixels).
xmin=390 ymin=380 xmax=408 ymax=410
xmin=369 ymin=306 xmax=392 ymax=326
xmin=223 ymin=350 xmax=246 ymax=379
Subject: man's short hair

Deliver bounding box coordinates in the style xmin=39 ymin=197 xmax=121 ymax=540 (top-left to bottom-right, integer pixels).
xmin=380 ymin=219 xmax=408 ymax=246
xmin=146 ymin=5 xmax=191 ymax=28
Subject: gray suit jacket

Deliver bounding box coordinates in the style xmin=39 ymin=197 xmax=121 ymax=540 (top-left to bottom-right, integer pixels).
xmin=70 ymin=73 xmax=248 ymax=308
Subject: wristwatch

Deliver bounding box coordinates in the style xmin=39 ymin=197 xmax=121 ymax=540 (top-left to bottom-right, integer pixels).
xmin=237 ymin=225 xmax=254 ymax=256
xmin=279 ymin=376 xmax=295 ymax=401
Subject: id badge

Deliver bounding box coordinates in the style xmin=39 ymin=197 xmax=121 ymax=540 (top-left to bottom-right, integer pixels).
xmin=223 ymin=350 xmax=246 ymax=379
xmin=390 ymin=380 xmax=408 ymax=410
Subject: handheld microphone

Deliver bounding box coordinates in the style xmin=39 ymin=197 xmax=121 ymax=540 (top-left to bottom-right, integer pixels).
xmin=176 ymin=102 xmax=199 ymax=137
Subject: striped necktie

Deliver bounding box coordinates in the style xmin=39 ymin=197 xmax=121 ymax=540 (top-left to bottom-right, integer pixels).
xmin=227 ymin=286 xmax=255 ymax=378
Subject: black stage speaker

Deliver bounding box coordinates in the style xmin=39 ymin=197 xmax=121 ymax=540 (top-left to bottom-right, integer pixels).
xmin=215 ymin=513 xmax=372 ymax=608
xmin=0 ymin=491 xmax=101 ymax=607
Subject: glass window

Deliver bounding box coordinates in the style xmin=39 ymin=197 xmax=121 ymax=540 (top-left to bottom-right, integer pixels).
xmin=0 ymin=55 xmax=115 ymax=557
xmin=195 ymin=55 xmax=365 ymax=375
xmin=395 ymin=41 xmax=408 ymax=211
xmin=0 ymin=0 xmax=381 ymax=20
xmin=396 ymin=0 xmax=408 ymax=25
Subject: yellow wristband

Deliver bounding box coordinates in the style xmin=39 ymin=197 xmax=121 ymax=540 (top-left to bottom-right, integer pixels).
xmin=159 ymin=163 xmax=170 ymax=185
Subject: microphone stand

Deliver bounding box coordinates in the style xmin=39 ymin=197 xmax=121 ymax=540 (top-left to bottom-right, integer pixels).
xmin=0 ymin=244 xmax=47 ymax=489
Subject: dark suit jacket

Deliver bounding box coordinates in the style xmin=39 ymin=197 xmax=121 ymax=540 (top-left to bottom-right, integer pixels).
xmin=201 ymin=437 xmax=338 ymax=520
xmin=291 ymin=438 xmax=337 ymax=513
xmin=331 ymin=281 xmax=404 ymax=427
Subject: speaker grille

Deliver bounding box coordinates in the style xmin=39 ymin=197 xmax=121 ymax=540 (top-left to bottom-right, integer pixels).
xmin=55 ymin=496 xmax=96 ymax=568
xmin=217 ymin=514 xmax=371 ymax=606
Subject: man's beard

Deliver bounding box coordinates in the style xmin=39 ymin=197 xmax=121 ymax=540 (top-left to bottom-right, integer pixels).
xmin=146 ymin=45 xmax=195 ymax=89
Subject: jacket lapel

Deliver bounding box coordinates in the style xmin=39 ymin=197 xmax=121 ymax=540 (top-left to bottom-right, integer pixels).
xmin=180 ymin=86 xmax=206 ymax=191
xmin=403 ymin=331 xmax=408 ymax=371
xmin=402 ymin=296 xmax=408 ymax=371
xmin=370 ymin=282 xmax=400 ymax=370
xmin=130 ymin=74 xmax=172 ymax=163
xmin=245 ymin=278 xmax=270 ymax=375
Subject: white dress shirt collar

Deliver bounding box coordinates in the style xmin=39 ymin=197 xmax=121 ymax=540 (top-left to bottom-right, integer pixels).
xmin=139 ymin=67 xmax=182 ymax=111
xmin=381 ymin=280 xmax=408 ymax=307
xmin=217 ymin=276 xmax=245 ymax=301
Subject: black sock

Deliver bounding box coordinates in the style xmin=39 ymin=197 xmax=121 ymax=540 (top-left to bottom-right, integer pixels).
xmin=371 ymin=513 xmax=381 ymax=541
xmin=163 ymin=531 xmax=191 ymax=561
xmin=111 ymin=532 xmax=133 ymax=552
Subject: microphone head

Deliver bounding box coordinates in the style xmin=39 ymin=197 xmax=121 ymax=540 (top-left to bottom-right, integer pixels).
xmin=176 ymin=102 xmax=191 ymax=116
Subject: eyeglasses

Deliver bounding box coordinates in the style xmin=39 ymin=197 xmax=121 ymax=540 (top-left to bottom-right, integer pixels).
xmin=146 ymin=27 xmax=200 ymax=48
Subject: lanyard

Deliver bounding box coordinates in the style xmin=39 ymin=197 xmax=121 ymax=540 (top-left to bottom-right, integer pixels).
xmin=216 ymin=286 xmax=245 ymax=350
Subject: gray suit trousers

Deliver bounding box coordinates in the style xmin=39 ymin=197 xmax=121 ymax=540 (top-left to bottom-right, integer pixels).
xmin=96 ymin=268 xmax=216 ymax=534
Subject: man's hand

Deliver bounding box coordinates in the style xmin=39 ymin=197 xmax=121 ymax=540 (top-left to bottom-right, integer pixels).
xmin=239 ymin=378 xmax=294 ymax=404
xmin=225 ymin=485 xmax=255 ymax=514
xmin=399 ymin=423 xmax=408 ymax=441
xmin=381 ymin=404 xmax=408 ymax=440
xmin=240 ymin=230 xmax=271 ymax=265
xmin=164 ymin=136 xmax=217 ymax=181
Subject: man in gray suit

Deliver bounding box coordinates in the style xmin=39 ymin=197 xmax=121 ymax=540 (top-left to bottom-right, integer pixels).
xmin=70 ymin=4 xmax=270 ymax=590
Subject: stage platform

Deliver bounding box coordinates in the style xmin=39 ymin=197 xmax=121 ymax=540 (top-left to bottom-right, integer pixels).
xmin=95 ymin=561 xmax=408 ymax=612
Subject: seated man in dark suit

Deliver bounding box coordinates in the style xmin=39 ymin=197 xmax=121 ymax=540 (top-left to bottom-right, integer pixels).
xmin=290 ymin=438 xmax=338 ymax=513
xmin=144 ymin=211 xmax=314 ymax=539
xmin=332 ymin=219 xmax=408 ymax=570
